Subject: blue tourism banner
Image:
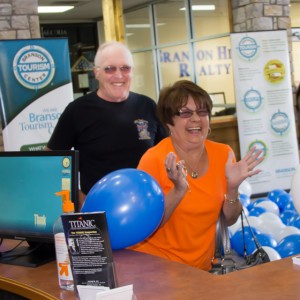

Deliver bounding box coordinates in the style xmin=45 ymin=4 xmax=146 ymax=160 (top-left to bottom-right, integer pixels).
xmin=0 ymin=38 xmax=73 ymax=150
xmin=230 ymin=30 xmax=299 ymax=195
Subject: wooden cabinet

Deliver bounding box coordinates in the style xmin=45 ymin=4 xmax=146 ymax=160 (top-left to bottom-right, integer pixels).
xmin=210 ymin=115 xmax=240 ymax=160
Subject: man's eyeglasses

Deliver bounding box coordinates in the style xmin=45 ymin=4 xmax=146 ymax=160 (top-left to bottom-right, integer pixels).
xmin=175 ymin=108 xmax=209 ymax=118
xmin=96 ymin=65 xmax=132 ymax=74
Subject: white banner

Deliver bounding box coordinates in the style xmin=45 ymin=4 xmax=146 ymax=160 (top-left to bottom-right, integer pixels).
xmin=0 ymin=39 xmax=73 ymax=151
xmin=230 ymin=30 xmax=299 ymax=195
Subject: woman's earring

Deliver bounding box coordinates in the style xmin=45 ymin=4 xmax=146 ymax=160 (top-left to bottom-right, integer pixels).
xmin=208 ymin=128 xmax=211 ymax=135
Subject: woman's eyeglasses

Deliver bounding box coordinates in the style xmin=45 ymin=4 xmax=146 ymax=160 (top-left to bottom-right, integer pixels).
xmin=175 ymin=109 xmax=209 ymax=118
xmin=95 ymin=65 xmax=132 ymax=74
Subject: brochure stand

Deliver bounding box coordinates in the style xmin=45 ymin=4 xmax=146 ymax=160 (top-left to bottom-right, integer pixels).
xmin=61 ymin=212 xmax=118 ymax=290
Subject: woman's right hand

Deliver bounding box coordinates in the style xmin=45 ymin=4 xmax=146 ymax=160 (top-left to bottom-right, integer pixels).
xmin=164 ymin=152 xmax=189 ymax=195
xmin=160 ymin=152 xmax=189 ymax=226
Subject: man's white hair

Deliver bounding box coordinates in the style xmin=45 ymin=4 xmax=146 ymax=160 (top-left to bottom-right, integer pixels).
xmin=94 ymin=41 xmax=134 ymax=67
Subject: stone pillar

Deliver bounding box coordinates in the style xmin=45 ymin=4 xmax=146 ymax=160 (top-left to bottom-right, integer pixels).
xmin=231 ymin=0 xmax=291 ymax=33
xmin=0 ymin=0 xmax=40 ymax=39
xmin=0 ymin=0 xmax=40 ymax=151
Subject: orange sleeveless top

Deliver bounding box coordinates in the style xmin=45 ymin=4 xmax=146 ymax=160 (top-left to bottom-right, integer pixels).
xmin=131 ymin=137 xmax=232 ymax=270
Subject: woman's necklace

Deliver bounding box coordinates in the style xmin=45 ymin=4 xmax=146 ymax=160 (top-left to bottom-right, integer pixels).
xmin=172 ymin=140 xmax=203 ymax=179
xmin=183 ymin=158 xmax=200 ymax=179
xmin=191 ymin=170 xmax=199 ymax=179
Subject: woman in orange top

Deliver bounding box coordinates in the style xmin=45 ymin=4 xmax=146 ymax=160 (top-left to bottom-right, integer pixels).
xmin=131 ymin=80 xmax=264 ymax=270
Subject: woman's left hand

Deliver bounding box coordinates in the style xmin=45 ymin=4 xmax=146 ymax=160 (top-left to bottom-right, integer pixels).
xmin=225 ymin=147 xmax=264 ymax=191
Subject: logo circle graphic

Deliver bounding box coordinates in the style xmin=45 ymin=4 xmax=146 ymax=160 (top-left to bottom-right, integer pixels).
xmin=264 ymin=60 xmax=285 ymax=83
xmin=248 ymin=140 xmax=268 ymax=159
xmin=13 ymin=45 xmax=55 ymax=90
xmin=238 ymin=37 xmax=258 ymax=60
xmin=270 ymin=110 xmax=290 ymax=135
xmin=243 ymin=89 xmax=263 ymax=112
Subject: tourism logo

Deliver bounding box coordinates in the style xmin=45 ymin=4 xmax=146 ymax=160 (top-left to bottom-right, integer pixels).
xmin=242 ymin=88 xmax=263 ymax=112
xmin=237 ymin=36 xmax=259 ymax=61
xmin=248 ymin=140 xmax=268 ymax=159
xmin=270 ymin=110 xmax=290 ymax=136
xmin=13 ymin=45 xmax=55 ymax=90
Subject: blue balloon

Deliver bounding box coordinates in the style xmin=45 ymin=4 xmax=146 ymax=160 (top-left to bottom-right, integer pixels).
xmin=275 ymin=193 xmax=292 ymax=213
xmin=256 ymin=233 xmax=277 ymax=249
xmin=267 ymin=189 xmax=287 ymax=202
xmin=276 ymin=234 xmax=300 ymax=258
xmin=283 ymin=200 xmax=297 ymax=212
xmin=280 ymin=210 xmax=299 ymax=226
xmin=230 ymin=229 xmax=246 ymax=256
xmin=248 ymin=206 xmax=267 ymax=217
xmin=294 ymin=216 xmax=300 ymax=229
xmin=239 ymin=193 xmax=251 ymax=208
xmin=230 ymin=226 xmax=260 ymax=256
xmin=81 ymin=169 xmax=165 ymax=250
xmin=231 ymin=228 xmax=276 ymax=256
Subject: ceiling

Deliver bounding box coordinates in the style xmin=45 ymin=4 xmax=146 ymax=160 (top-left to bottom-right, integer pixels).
xmin=38 ymin=0 xmax=300 ymax=24
xmin=38 ymin=0 xmax=157 ymax=23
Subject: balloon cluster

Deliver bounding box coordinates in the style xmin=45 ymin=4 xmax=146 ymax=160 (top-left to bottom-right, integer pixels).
xmin=229 ymin=181 xmax=300 ymax=261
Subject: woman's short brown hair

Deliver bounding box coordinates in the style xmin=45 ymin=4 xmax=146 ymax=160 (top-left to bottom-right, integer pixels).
xmin=157 ymin=80 xmax=213 ymax=127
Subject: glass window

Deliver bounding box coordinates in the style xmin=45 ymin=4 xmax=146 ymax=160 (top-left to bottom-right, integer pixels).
xmin=124 ymin=0 xmax=232 ymax=104
xmin=159 ymin=44 xmax=193 ymax=87
xmin=192 ymin=0 xmax=230 ymax=38
xmin=194 ymin=36 xmax=234 ymax=103
xmin=125 ymin=7 xmax=152 ymax=50
xmin=155 ymin=0 xmax=188 ymax=44
xmin=131 ymin=51 xmax=157 ymax=100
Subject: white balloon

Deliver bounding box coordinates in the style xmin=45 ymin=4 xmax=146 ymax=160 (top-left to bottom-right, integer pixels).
xmin=276 ymin=226 xmax=300 ymax=243
xmin=239 ymin=180 xmax=252 ymax=197
xmin=260 ymin=246 xmax=281 ymax=261
xmin=255 ymin=200 xmax=280 ymax=216
xmin=291 ymin=164 xmax=300 ymax=215
xmin=246 ymin=216 xmax=262 ymax=230
xmin=256 ymin=212 xmax=285 ymax=237
xmin=256 ymin=222 xmax=284 ymax=238
xmin=259 ymin=212 xmax=284 ymax=225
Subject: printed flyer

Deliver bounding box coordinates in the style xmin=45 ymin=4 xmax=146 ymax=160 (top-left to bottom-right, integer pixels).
xmin=0 ymin=38 xmax=73 ymax=151
xmin=61 ymin=212 xmax=118 ymax=290
xmin=230 ymin=30 xmax=299 ymax=195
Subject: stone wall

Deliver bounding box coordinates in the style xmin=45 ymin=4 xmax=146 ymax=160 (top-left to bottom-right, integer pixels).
xmin=0 ymin=0 xmax=40 ymax=151
xmin=231 ymin=0 xmax=291 ymax=33
xmin=0 ymin=0 xmax=40 ymax=39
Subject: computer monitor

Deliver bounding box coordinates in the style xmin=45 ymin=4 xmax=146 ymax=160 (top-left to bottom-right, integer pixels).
xmin=0 ymin=150 xmax=79 ymax=267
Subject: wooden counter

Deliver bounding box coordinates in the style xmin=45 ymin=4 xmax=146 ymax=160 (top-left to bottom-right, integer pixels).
xmin=1 ymin=240 xmax=300 ymax=299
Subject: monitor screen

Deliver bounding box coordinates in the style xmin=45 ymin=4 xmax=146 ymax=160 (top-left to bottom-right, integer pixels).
xmin=0 ymin=150 xmax=79 ymax=267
